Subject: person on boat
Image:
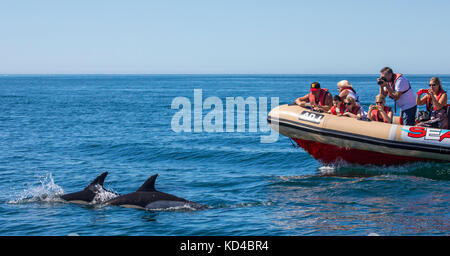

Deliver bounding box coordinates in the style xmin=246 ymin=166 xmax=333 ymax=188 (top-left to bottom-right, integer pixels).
xmin=295 ymin=82 xmax=333 ymax=112
xmin=416 ymin=77 xmax=448 ymax=129
xmin=330 ymin=95 xmax=345 ymax=115
xmin=377 ymin=67 xmax=417 ymax=126
xmin=337 ymin=80 xmax=360 ymax=104
xmin=367 ymin=94 xmax=393 ymax=123
xmin=342 ymin=96 xmax=363 ymax=119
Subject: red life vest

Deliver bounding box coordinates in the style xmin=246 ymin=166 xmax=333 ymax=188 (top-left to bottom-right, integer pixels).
xmin=370 ymin=106 xmax=392 ymax=123
xmin=386 ymin=73 xmax=402 ymax=99
xmin=308 ymin=88 xmax=329 ymax=106
xmin=330 ymin=102 xmax=345 ymax=115
xmin=341 ymin=86 xmax=356 ymax=94
xmin=341 ymin=86 xmax=360 ymax=103
xmin=426 ymin=89 xmax=446 ymax=112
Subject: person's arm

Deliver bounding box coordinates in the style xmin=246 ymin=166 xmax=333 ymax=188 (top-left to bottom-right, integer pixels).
xmin=387 ymin=110 xmax=393 ymax=123
xmin=342 ymin=109 xmax=361 ymax=119
xmin=429 ymin=92 xmax=447 ymax=110
xmin=378 ymin=106 xmax=392 ymax=123
xmin=382 ymin=83 xmax=402 ymax=100
xmin=378 ymin=80 xmax=388 ymax=97
xmin=380 ymin=77 xmax=410 ymax=100
xmin=366 ymin=105 xmax=375 ymax=120
xmin=295 ymin=94 xmax=310 ymax=106
xmin=355 ymin=108 xmax=362 ymax=119
xmin=317 ymin=93 xmax=332 ymax=112
xmin=342 ymin=112 xmax=357 ymax=118
xmin=416 ymin=92 xmax=429 ymax=106
xmin=339 ymin=90 xmax=349 ymax=101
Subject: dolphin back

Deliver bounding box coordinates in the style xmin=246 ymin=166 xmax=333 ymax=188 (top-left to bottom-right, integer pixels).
xmin=61 ymin=190 xmax=95 ymax=203
xmin=60 ymin=172 xmax=110 ymax=203
xmin=136 ymin=174 xmax=158 ymax=192
xmin=87 ymin=172 xmax=108 ymax=188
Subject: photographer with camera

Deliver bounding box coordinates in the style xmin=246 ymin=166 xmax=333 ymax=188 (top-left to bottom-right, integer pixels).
xmin=377 ymin=67 xmax=417 ymax=126
xmin=416 ymin=77 xmax=448 ymax=129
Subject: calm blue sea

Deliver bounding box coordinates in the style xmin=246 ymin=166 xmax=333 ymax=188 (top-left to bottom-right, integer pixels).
xmin=0 ymin=74 xmax=448 ymax=236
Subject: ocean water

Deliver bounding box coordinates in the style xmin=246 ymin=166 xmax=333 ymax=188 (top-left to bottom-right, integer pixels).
xmin=0 ymin=74 xmax=448 ymax=236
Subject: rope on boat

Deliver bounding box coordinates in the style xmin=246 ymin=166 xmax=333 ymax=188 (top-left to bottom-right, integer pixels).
xmin=288 ymin=137 xmax=300 ymax=149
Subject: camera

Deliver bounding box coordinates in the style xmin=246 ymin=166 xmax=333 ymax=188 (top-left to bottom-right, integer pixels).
xmin=377 ymin=77 xmax=387 ymax=85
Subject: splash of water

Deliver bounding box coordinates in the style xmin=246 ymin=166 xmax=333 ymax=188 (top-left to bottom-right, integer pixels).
xmin=8 ymin=173 xmax=65 ymax=204
xmin=146 ymin=202 xmax=209 ymax=212
xmin=91 ymin=185 xmax=119 ymax=204
xmin=318 ymin=161 xmax=450 ymax=180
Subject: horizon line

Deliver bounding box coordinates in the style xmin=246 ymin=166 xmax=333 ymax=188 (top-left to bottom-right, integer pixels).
xmin=2 ymin=73 xmax=450 ymax=76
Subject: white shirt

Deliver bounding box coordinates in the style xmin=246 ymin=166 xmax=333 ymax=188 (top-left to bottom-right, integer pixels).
xmin=383 ymin=76 xmax=416 ymax=111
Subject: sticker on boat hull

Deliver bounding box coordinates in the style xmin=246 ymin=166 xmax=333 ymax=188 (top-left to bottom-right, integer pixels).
xmin=401 ymin=127 xmax=450 ymax=143
xmin=298 ymin=111 xmax=324 ymax=124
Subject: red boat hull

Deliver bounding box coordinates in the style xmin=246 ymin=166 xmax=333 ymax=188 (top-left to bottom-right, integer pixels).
xmin=291 ymin=138 xmax=433 ymax=166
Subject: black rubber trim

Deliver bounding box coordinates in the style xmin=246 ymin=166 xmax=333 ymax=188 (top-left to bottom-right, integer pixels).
xmin=268 ymin=116 xmax=450 ymax=155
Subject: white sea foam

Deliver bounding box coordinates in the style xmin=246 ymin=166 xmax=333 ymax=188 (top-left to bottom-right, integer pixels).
xmin=8 ymin=173 xmax=65 ymax=204
xmin=317 ymin=161 xmax=435 ymax=177
xmin=318 ymin=165 xmax=337 ymax=175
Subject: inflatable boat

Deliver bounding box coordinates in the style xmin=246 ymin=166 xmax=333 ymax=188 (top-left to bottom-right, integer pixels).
xmin=267 ymin=104 xmax=450 ymax=165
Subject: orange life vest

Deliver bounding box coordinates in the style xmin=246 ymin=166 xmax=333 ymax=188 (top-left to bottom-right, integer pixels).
xmin=308 ymin=88 xmax=329 ymax=106
xmin=370 ymin=106 xmax=392 ymax=123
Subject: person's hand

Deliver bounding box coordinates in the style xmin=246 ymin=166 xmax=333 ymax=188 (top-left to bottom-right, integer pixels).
xmin=377 ymin=78 xmax=387 ymax=87
xmin=417 ymin=122 xmax=424 ymax=126
xmin=313 ymin=106 xmax=321 ymax=111
xmin=299 ymin=101 xmax=306 ymax=107
xmin=417 ymin=89 xmax=429 ymax=97
xmin=369 ymin=105 xmax=375 ymax=111
xmin=428 ymin=88 xmax=435 ymax=96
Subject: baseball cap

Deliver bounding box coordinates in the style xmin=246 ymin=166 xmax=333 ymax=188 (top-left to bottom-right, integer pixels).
xmin=310 ymin=82 xmax=321 ymax=92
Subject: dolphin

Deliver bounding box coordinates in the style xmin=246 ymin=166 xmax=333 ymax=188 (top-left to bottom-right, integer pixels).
xmin=61 ymin=172 xmax=119 ymax=204
xmin=105 ymin=174 xmax=206 ymax=210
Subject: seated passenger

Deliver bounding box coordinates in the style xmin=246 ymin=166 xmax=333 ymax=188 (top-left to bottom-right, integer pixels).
xmin=337 ymin=80 xmax=360 ymax=105
xmin=342 ymin=97 xmax=362 ymax=119
xmin=367 ymin=94 xmax=393 ymax=123
xmin=416 ymin=77 xmax=448 ymax=129
xmin=330 ymin=95 xmax=345 ymax=115
xmin=295 ymin=82 xmax=333 ymax=112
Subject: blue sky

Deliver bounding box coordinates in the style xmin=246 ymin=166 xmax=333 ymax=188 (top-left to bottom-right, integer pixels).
xmin=1 ymin=0 xmax=449 ymax=74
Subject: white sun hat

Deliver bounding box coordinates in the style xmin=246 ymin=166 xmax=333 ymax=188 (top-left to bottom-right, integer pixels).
xmin=337 ymin=80 xmax=353 ymax=88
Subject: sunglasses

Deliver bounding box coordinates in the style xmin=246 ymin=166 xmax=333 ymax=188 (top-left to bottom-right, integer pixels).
xmin=430 ymin=84 xmax=438 ymax=87
xmin=376 ymin=101 xmax=384 ymax=104
xmin=344 ymin=102 xmax=352 ymax=105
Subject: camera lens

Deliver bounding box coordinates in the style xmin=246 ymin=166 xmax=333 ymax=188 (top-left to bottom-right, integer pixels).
xmin=377 ymin=77 xmax=386 ymax=85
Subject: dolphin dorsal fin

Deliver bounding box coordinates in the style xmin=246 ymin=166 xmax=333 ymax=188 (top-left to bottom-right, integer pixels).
xmin=86 ymin=172 xmax=108 ymax=189
xmin=137 ymin=174 xmax=158 ymax=192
